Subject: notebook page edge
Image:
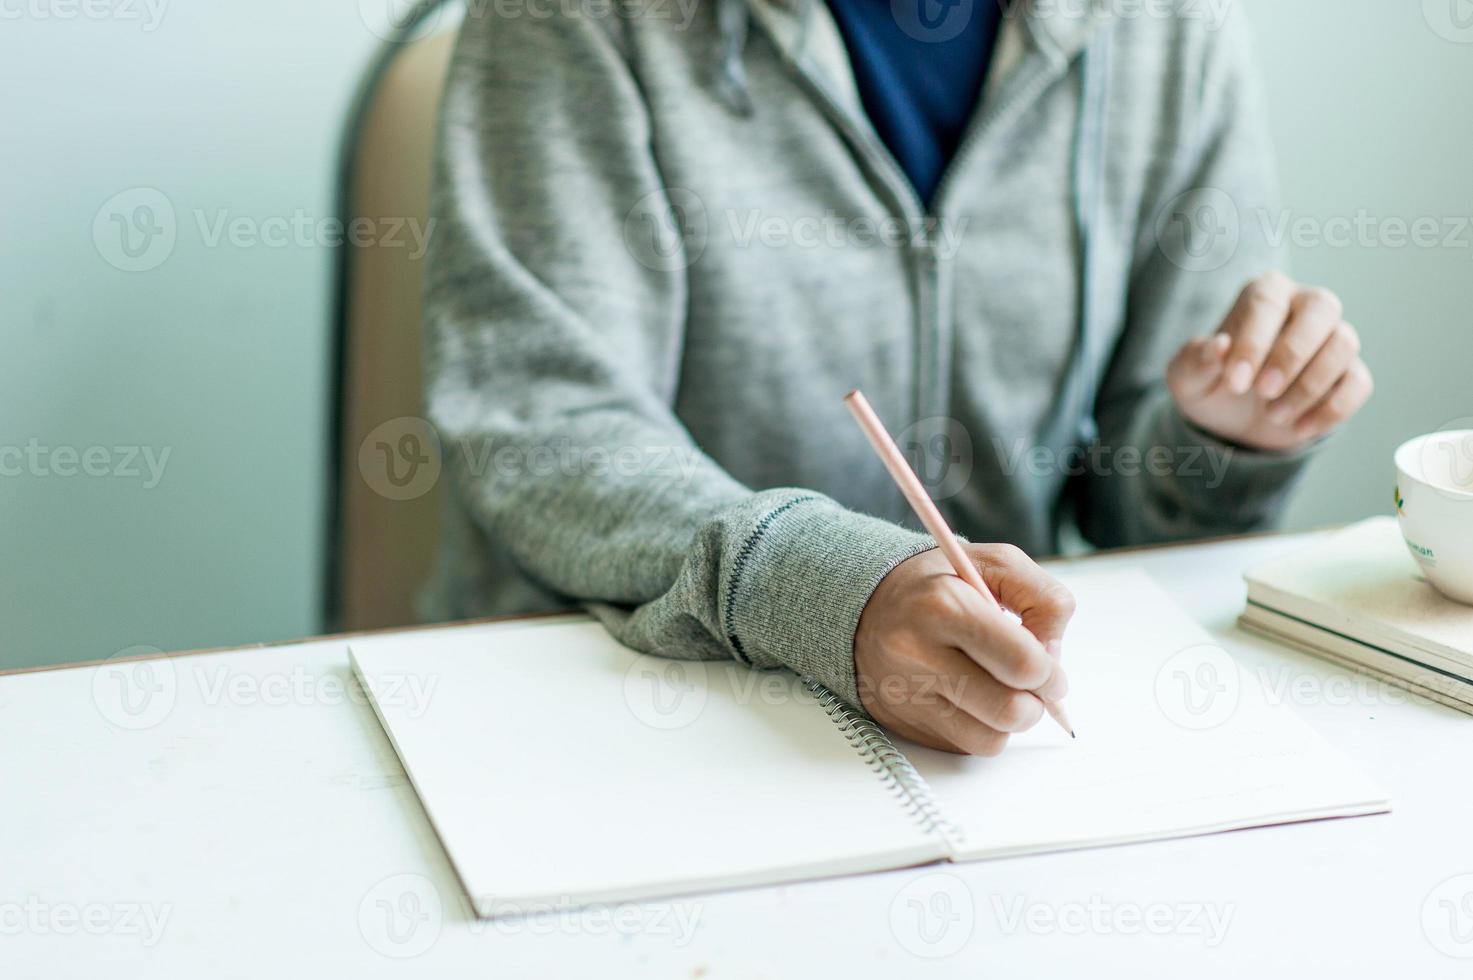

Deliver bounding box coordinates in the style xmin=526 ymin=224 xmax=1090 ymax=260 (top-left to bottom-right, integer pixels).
xmin=348 ymin=644 xmax=488 ymax=916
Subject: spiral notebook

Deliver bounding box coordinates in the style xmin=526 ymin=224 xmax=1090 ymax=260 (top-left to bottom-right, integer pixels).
xmin=349 ymin=569 xmax=1388 ymax=917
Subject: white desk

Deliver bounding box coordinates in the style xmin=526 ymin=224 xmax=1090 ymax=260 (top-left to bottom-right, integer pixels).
xmin=4 ymin=532 xmax=1471 ymax=978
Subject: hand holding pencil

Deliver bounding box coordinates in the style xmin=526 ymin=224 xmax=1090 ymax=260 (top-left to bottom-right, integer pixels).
xmin=847 ymin=390 xmax=1076 ymax=756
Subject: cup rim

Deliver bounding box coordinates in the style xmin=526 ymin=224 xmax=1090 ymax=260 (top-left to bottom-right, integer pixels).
xmin=1395 ymin=430 xmax=1473 ymax=501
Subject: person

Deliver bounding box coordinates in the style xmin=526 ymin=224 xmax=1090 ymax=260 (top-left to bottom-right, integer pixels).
xmin=419 ymin=0 xmax=1373 ymax=755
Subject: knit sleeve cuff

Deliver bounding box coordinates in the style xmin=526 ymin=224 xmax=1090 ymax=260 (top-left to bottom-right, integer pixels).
xmin=720 ymin=495 xmax=934 ymax=709
xmin=1152 ymin=405 xmax=1319 ymax=526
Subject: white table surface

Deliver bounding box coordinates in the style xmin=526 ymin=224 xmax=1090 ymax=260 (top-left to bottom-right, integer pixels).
xmin=4 ymin=531 xmax=1472 ymax=978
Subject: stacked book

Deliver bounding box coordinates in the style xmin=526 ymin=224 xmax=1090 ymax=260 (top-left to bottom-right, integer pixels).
xmin=1242 ymin=517 xmax=1473 ymax=714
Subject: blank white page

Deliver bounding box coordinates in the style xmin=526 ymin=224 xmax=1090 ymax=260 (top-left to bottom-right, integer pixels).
xmin=905 ymin=570 xmax=1390 ymax=860
xmin=350 ymin=620 xmax=944 ymax=916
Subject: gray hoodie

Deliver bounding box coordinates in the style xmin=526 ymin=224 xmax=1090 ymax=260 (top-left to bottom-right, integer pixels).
xmin=420 ymin=0 xmax=1310 ymax=709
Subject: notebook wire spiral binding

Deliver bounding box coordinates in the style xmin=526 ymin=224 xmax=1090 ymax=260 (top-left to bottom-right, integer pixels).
xmin=804 ymin=680 xmax=963 ymax=850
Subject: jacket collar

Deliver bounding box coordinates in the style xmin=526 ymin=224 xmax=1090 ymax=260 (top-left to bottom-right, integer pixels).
xmin=743 ymin=0 xmax=1109 ymax=220
xmin=749 ymin=0 xmax=865 ymax=121
xmin=749 ymin=0 xmax=1107 ymax=96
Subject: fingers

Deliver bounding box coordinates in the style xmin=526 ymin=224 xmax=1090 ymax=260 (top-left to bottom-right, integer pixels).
xmin=1219 ymin=275 xmax=1350 ymax=403
xmin=1220 ymin=272 xmax=1297 ymax=395
xmin=1167 ymin=332 xmax=1231 ymax=402
xmin=927 ymin=708 xmax=1011 ymax=757
xmin=968 ymin=543 xmax=1077 ymax=653
xmin=1290 ymin=358 xmax=1374 ymax=441
xmin=1266 ymin=321 xmax=1362 ymax=426
xmin=862 ymin=668 xmax=1012 ymax=757
xmin=923 ymin=646 xmax=1046 ymax=733
xmin=925 ymin=550 xmax=1071 ymax=703
xmin=1253 ymin=287 xmax=1344 ymax=400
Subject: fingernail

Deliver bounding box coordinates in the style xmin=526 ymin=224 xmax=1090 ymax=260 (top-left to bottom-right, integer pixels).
xmin=1046 ymin=639 xmax=1063 ymax=659
xmin=1258 ymin=368 xmax=1286 ymax=398
xmin=1227 ymin=361 xmax=1255 ymax=394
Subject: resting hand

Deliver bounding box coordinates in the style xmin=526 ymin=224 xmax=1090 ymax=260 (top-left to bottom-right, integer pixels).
xmin=1168 ymin=272 xmax=1373 ymax=453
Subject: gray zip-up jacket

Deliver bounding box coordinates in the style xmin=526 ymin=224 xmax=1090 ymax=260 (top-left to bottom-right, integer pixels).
xmin=421 ymin=0 xmax=1311 ymax=708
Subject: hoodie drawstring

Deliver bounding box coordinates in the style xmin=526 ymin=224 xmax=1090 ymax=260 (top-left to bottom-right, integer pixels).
xmin=713 ymin=0 xmax=756 ymax=116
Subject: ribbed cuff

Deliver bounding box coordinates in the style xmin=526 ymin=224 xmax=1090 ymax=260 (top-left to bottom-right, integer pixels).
xmin=720 ymin=495 xmax=934 ymax=709
xmin=1155 ymin=405 xmax=1319 ymax=525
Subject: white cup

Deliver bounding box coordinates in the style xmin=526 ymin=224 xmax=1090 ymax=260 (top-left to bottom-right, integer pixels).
xmin=1395 ymin=430 xmax=1473 ymax=605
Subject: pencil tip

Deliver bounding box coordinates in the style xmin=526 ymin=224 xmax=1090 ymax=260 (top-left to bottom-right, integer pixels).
xmin=1070 ymin=730 xmax=1077 ymax=739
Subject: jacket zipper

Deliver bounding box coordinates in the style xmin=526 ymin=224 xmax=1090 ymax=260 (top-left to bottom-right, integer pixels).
xmin=771 ymin=29 xmax=1073 ymax=462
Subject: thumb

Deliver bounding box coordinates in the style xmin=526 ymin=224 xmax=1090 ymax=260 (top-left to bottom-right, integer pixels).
xmin=1168 ymin=332 xmax=1230 ymax=403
